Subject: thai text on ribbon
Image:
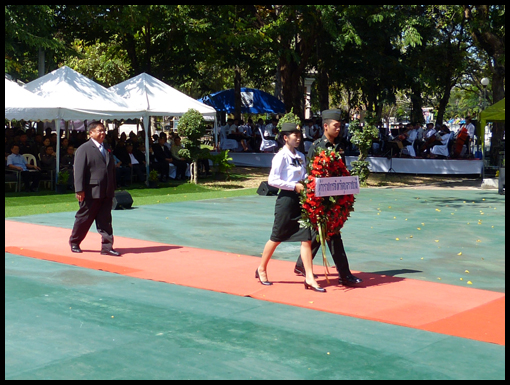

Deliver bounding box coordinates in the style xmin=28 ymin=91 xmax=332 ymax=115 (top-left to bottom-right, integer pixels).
xmin=315 ymin=176 xmax=360 ymax=197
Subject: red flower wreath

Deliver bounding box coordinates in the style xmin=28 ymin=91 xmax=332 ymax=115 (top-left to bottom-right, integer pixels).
xmin=299 ymin=148 xmax=356 ymax=238
xmin=299 ymin=148 xmax=356 ymax=282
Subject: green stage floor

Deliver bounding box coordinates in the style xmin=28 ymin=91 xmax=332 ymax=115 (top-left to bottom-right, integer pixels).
xmin=5 ymin=188 xmax=505 ymax=379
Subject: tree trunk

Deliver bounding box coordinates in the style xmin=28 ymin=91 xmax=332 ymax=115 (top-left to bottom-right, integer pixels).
xmin=124 ymin=34 xmax=140 ymax=74
xmin=190 ymin=161 xmax=198 ymax=184
xmin=38 ymin=48 xmax=45 ymax=77
xmin=317 ymin=67 xmax=329 ymax=112
xmin=410 ymin=87 xmax=425 ymax=124
xmin=435 ymin=85 xmax=452 ymax=126
xmin=234 ymin=67 xmax=242 ymax=120
xmin=488 ymin=68 xmax=505 ymax=166
xmin=280 ymin=56 xmax=302 ymax=117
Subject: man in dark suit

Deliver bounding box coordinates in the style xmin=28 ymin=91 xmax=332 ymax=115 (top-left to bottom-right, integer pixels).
xmin=152 ymin=136 xmax=173 ymax=182
xmin=69 ymin=122 xmax=121 ymax=256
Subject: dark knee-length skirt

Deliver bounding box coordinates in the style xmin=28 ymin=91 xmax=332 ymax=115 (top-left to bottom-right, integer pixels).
xmin=270 ymin=190 xmax=311 ymax=243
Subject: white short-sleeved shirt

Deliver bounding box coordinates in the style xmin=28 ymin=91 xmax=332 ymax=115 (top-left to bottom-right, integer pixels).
xmin=264 ymin=123 xmax=276 ymax=138
xmin=466 ymin=123 xmax=476 ymax=138
xmin=268 ymin=147 xmax=307 ymax=192
xmin=6 ymin=153 xmax=28 ymax=171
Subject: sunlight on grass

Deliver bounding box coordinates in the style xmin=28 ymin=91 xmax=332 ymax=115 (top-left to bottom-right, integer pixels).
xmin=5 ymin=184 xmax=257 ymax=218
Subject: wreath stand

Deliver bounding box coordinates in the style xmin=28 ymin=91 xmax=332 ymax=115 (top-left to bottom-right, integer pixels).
xmin=318 ymin=223 xmax=331 ymax=285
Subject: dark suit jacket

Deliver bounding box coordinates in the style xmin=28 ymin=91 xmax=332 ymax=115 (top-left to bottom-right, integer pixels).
xmin=74 ymin=139 xmax=116 ymax=199
xmin=152 ymin=143 xmax=172 ymax=164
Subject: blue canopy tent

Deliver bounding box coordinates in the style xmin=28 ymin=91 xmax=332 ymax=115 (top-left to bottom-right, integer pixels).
xmin=198 ymin=88 xmax=286 ymax=115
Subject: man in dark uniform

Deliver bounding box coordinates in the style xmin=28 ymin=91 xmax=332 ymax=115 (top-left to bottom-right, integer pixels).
xmin=295 ymin=109 xmax=363 ymax=286
xmin=69 ymin=122 xmax=121 ymax=256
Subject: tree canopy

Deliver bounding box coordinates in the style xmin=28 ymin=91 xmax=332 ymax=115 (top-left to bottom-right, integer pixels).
xmin=5 ymin=5 xmax=505 ymax=127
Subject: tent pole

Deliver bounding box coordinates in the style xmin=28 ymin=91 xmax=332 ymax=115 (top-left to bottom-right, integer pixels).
xmin=480 ymin=119 xmax=486 ymax=179
xmin=55 ymin=119 xmax=61 ymax=191
xmin=214 ymin=115 xmax=218 ymax=151
xmin=144 ymin=115 xmax=150 ymax=186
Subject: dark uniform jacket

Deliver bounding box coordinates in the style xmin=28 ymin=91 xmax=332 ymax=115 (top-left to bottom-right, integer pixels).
xmin=307 ymin=135 xmax=346 ymax=163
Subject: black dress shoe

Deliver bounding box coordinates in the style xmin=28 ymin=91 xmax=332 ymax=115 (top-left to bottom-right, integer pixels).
xmin=339 ymin=274 xmax=363 ymax=286
xmin=294 ymin=267 xmax=318 ymax=279
xmin=70 ymin=245 xmax=82 ymax=253
xmin=101 ymin=249 xmax=122 ymax=257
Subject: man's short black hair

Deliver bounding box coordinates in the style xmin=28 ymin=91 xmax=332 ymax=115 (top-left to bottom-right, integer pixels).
xmin=88 ymin=121 xmax=105 ymax=132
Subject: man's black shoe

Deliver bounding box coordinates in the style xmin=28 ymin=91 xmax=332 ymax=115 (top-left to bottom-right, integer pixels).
xmin=101 ymin=249 xmax=122 ymax=257
xmin=294 ymin=267 xmax=318 ymax=279
xmin=70 ymin=245 xmax=82 ymax=253
xmin=339 ymin=274 xmax=363 ymax=286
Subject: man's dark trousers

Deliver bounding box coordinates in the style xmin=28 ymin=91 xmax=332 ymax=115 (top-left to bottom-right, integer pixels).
xmin=296 ymin=232 xmax=351 ymax=278
xmin=69 ymin=195 xmax=114 ymax=252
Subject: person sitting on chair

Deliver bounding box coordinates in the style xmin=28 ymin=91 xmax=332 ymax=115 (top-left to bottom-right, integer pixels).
xmin=227 ymin=118 xmax=249 ymax=151
xmin=170 ymin=136 xmax=188 ymax=180
xmin=152 ymin=136 xmax=174 ymax=182
xmin=427 ymin=125 xmax=452 ymax=159
xmin=40 ymin=145 xmax=57 ymax=172
xmin=7 ymin=144 xmax=41 ymax=192
xmin=60 ymin=145 xmax=75 ymax=189
xmin=126 ymin=143 xmax=146 ymax=183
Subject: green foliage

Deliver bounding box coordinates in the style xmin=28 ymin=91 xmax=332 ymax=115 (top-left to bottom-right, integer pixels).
xmin=4 ymin=4 xmax=504 ymax=157
xmin=276 ymin=109 xmax=303 ymax=140
xmin=148 ymin=170 xmax=159 ymax=182
xmin=176 ymin=108 xmax=210 ymax=183
xmin=348 ymin=118 xmax=379 ymax=185
xmin=349 ymin=160 xmax=371 ymax=186
xmin=277 ymin=109 xmax=302 ymax=132
xmin=177 ymin=109 xmax=206 ymax=143
xmin=348 ymin=119 xmax=379 ymax=157
xmin=57 ymin=170 xmax=70 ymax=185
xmin=209 ymin=150 xmax=234 ymax=175
xmin=63 ymin=38 xmax=132 ymax=87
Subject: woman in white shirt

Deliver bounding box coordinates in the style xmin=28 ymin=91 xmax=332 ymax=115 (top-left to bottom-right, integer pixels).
xmin=256 ymin=123 xmax=326 ymax=293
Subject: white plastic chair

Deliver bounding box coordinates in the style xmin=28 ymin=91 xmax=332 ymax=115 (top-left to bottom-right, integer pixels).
xmin=23 ymin=153 xmax=37 ymax=167
xmin=401 ymin=129 xmax=417 ymax=157
xmin=431 ymin=132 xmax=452 ymax=158
xmin=24 ymin=153 xmax=53 ymax=189
xmin=219 ymin=125 xmax=238 ymax=151
xmin=259 ymin=128 xmax=277 ymax=153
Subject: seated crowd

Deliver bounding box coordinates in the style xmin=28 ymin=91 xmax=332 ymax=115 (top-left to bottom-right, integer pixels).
xmin=5 ymin=115 xmax=478 ymax=192
xmin=217 ymin=115 xmax=476 ymax=160
xmin=216 ymin=116 xmax=325 ymax=154
xmin=369 ymin=117 xmax=478 ymax=160
xmin=5 ymin=125 xmax=211 ymax=192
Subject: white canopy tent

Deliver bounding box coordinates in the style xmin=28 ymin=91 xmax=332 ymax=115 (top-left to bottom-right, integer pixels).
xmin=109 ymin=73 xmax=217 ymax=182
xmin=23 ymin=66 xmax=143 ymax=121
xmin=5 ymin=78 xmax=60 ymax=122
xmin=110 ymin=72 xmax=217 ymax=118
xmin=21 ymin=66 xmax=144 ymax=186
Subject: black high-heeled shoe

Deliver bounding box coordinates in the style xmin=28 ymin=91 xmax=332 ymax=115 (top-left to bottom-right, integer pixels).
xmin=304 ymin=281 xmax=326 ymax=293
xmin=255 ymin=269 xmax=273 ymax=286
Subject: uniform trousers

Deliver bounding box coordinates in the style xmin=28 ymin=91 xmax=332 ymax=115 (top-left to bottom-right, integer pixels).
xmin=296 ymin=232 xmax=351 ymax=278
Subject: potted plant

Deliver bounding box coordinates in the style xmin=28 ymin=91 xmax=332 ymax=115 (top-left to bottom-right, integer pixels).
xmin=148 ymin=169 xmax=159 ymax=188
xmin=56 ymin=169 xmax=70 ymax=194
xmin=210 ymin=150 xmax=234 ymax=179
xmin=177 ymin=109 xmax=207 ymax=184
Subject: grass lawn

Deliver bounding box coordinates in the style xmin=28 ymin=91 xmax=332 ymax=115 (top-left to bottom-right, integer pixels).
xmin=5 ymin=180 xmax=257 ymax=218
